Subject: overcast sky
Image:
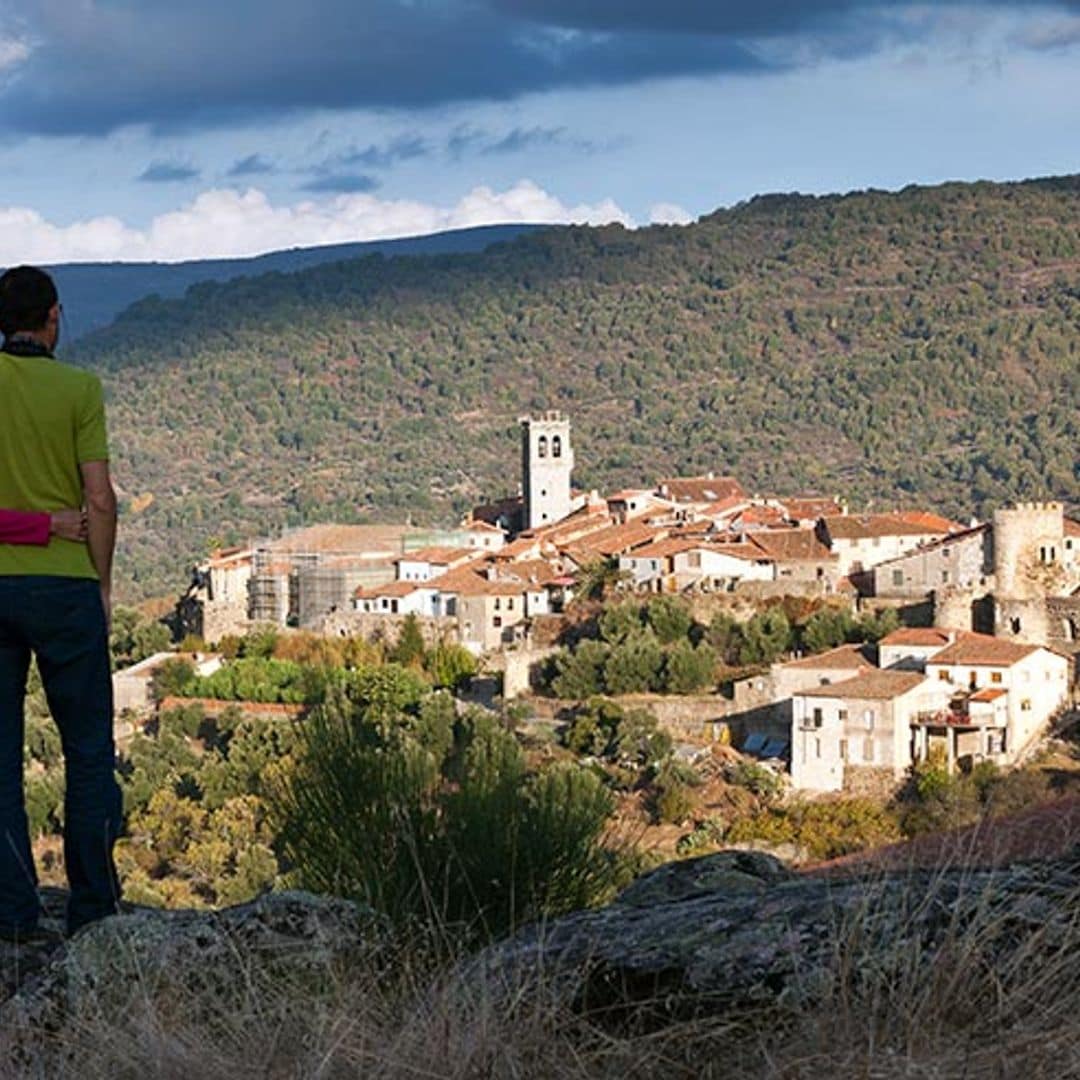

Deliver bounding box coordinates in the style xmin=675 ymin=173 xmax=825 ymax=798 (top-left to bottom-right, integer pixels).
xmin=3 ymin=1 xmax=1080 ymax=263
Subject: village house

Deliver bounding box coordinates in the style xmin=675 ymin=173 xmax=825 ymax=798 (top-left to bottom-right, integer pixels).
xmin=816 ymin=512 xmax=960 ymax=580
xmin=871 ymin=524 xmax=992 ymax=598
xmin=656 ymin=473 xmax=746 ymax=506
xmin=746 ymin=528 xmax=840 ymax=586
xmin=353 ymin=580 xmax=437 ymax=617
xmin=670 ymin=540 xmax=774 ymax=591
xmin=921 ymin=634 xmax=1070 ymax=764
xmin=788 ymin=627 xmax=1070 ymax=792
xmin=113 ymin=651 xmax=223 ymax=716
xmin=395 ymin=547 xmax=481 ymax=582
xmin=791 ymin=670 xmax=939 ymax=792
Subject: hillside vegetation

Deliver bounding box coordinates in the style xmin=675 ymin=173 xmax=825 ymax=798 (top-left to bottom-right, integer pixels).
xmin=69 ymin=175 xmax=1080 ymax=598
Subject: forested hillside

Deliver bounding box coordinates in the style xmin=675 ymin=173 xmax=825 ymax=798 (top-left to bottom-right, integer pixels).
xmin=69 ymin=175 xmax=1080 ymax=599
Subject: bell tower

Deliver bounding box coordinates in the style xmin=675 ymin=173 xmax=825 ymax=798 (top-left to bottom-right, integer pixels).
xmin=520 ymin=411 xmax=574 ymax=530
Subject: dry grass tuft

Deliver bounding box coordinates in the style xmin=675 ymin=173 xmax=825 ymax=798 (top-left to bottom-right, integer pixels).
xmin=4 ymin=847 xmax=1080 ymax=1078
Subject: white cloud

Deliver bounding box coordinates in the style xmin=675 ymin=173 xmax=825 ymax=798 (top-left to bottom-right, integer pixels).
xmin=0 ymin=180 xmax=634 ymax=264
xmin=648 ymin=201 xmax=692 ymax=225
xmin=0 ymin=35 xmax=31 ymax=73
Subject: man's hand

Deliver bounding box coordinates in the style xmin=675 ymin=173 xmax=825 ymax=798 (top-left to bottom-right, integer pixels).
xmin=49 ymin=507 xmax=88 ymax=543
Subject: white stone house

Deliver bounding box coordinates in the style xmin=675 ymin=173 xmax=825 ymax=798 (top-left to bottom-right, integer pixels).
xmin=816 ymin=513 xmax=957 ymax=578
xmin=354 ymin=581 xmax=437 ymax=617
xmin=670 ymin=542 xmax=774 ymax=591
xmin=395 ymin=547 xmax=480 ymax=583
xmin=923 ymin=635 xmax=1070 ymax=761
xmin=791 ymin=670 xmax=942 ymax=792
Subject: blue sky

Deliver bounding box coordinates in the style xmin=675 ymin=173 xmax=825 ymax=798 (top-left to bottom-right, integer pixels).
xmin=2 ymin=1 xmax=1080 ymax=262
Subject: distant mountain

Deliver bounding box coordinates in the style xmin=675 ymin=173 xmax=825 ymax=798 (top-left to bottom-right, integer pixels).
xmin=42 ymin=224 xmax=547 ymax=341
xmin=67 ymin=176 xmax=1080 ymax=600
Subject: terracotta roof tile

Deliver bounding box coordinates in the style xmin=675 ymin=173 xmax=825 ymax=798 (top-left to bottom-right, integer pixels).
xmin=928 ymin=635 xmax=1041 ymax=667
xmin=782 ymin=644 xmax=876 ymax=670
xmin=749 ymin=529 xmax=835 ymax=562
xmin=798 ymin=670 xmax=927 ymax=701
xmin=657 ymin=475 xmax=746 ymax=504
xmin=820 ymin=513 xmax=952 ymax=541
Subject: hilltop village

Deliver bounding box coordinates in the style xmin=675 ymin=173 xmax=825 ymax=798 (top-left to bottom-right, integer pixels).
xmin=157 ymin=412 xmax=1079 ymax=795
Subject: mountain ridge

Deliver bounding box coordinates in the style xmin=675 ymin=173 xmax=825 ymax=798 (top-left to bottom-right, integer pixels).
xmin=66 ymin=173 xmax=1080 ymax=599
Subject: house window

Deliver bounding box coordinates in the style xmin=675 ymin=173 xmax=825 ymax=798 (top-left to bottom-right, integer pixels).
xmin=892 ymin=570 xmax=904 ymax=587
xmin=537 ymin=435 xmax=548 ymax=458
xmin=493 ymin=616 xmax=503 ymax=629
xmin=863 ymin=709 xmax=874 ymax=731
xmin=815 ymin=738 xmax=822 ymax=759
xmin=688 ymin=552 xmax=702 ymax=568
xmin=812 ymin=707 xmax=824 ymax=728
xmin=839 ymin=739 xmax=848 ymax=761
xmin=942 ymin=548 xmax=951 ymax=558
xmin=552 ymin=435 xmax=562 ymax=458
xmin=862 ymin=738 xmax=874 ymax=763
xmin=990 ymin=671 xmax=1002 ymax=684
xmin=494 ymin=597 xmax=501 ymax=611
xmin=938 ymin=669 xmax=951 ymax=682
xmin=941 ymin=570 xmax=949 ymax=584
xmin=838 ymin=709 xmax=848 ymax=722
xmin=1021 ymin=699 xmax=1032 ymax=711
xmin=507 ymin=597 xmax=514 ymax=611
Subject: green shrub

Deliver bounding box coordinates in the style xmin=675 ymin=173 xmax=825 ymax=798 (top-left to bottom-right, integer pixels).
xmin=726 ymin=759 xmax=784 ymax=800
xmin=603 ymin=632 xmax=664 ymax=695
xmin=598 ymin=601 xmax=644 ymax=644
xmin=739 ymin=609 xmax=792 ymax=665
xmin=663 ymin=639 xmax=717 ymax=694
xmin=644 ymin=596 xmax=692 ymax=644
xmin=275 ymin=694 xmax=620 ymax=942
xmin=800 ymin=608 xmax=856 ymax=653
xmin=706 ymin=611 xmax=744 ymax=665
xmin=551 ymin=640 xmax=610 ymax=699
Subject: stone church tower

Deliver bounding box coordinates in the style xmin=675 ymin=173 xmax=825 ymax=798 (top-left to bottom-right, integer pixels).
xmin=520 ymin=412 xmax=574 ymax=529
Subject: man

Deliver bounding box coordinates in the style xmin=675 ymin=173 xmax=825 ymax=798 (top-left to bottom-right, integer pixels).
xmin=0 ymin=265 xmax=122 ymax=939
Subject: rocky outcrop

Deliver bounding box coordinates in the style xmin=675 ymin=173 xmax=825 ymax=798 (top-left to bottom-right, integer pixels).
xmin=1 ymin=888 xmax=381 ymax=1029
xmin=7 ymin=846 xmax=1080 ymax=1035
xmin=472 ymin=848 xmax=1080 ymax=1017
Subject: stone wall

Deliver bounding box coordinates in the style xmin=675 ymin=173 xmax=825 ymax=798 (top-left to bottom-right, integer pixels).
xmin=317 ymin=611 xmax=457 ymax=644
xmin=842 ymin=765 xmax=904 ymax=800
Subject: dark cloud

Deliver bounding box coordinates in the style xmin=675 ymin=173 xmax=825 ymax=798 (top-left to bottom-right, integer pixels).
xmin=340 ymin=135 xmax=432 ymax=169
xmin=228 ymin=153 xmax=276 ymax=176
xmin=1015 ymin=15 xmax=1080 ymax=49
xmin=1 ymin=1 xmax=1066 ymax=135
xmin=137 ymin=160 xmax=200 ymax=183
xmin=300 ymin=173 xmax=381 ymax=194
xmin=483 ymin=126 xmax=570 ymax=154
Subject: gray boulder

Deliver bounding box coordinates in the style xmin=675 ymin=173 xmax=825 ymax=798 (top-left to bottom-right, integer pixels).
xmin=2 ymin=889 xmax=383 ymax=1030
xmin=472 ymin=848 xmax=1080 ymax=1017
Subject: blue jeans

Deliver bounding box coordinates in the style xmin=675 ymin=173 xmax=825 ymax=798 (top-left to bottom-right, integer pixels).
xmin=0 ymin=576 xmax=122 ymax=935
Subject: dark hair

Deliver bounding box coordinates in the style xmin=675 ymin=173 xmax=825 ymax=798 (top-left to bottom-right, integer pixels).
xmin=0 ymin=266 xmax=59 ymax=337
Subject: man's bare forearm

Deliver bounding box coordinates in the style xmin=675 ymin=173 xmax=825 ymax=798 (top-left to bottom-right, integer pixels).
xmin=86 ymin=488 xmax=117 ymax=589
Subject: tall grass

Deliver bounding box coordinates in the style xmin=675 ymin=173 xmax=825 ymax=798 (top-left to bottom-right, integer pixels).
xmin=6 ymin=847 xmax=1080 ymax=1078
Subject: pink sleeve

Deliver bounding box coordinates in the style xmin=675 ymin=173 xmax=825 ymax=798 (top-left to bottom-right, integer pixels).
xmin=0 ymin=509 xmax=51 ymax=545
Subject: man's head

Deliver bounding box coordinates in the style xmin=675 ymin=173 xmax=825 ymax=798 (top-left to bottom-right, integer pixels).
xmin=0 ymin=266 xmax=60 ymax=348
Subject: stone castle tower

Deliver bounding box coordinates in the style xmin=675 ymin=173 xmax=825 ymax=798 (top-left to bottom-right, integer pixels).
xmin=992 ymin=501 xmax=1067 ymax=644
xmin=520 ymin=412 xmax=574 ymax=530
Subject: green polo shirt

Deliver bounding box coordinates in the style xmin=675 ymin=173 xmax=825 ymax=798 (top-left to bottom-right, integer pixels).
xmin=0 ymin=349 xmax=108 ymax=579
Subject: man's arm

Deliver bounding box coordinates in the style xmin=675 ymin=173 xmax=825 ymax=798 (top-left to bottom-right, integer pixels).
xmin=79 ymin=460 xmax=117 ymax=623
